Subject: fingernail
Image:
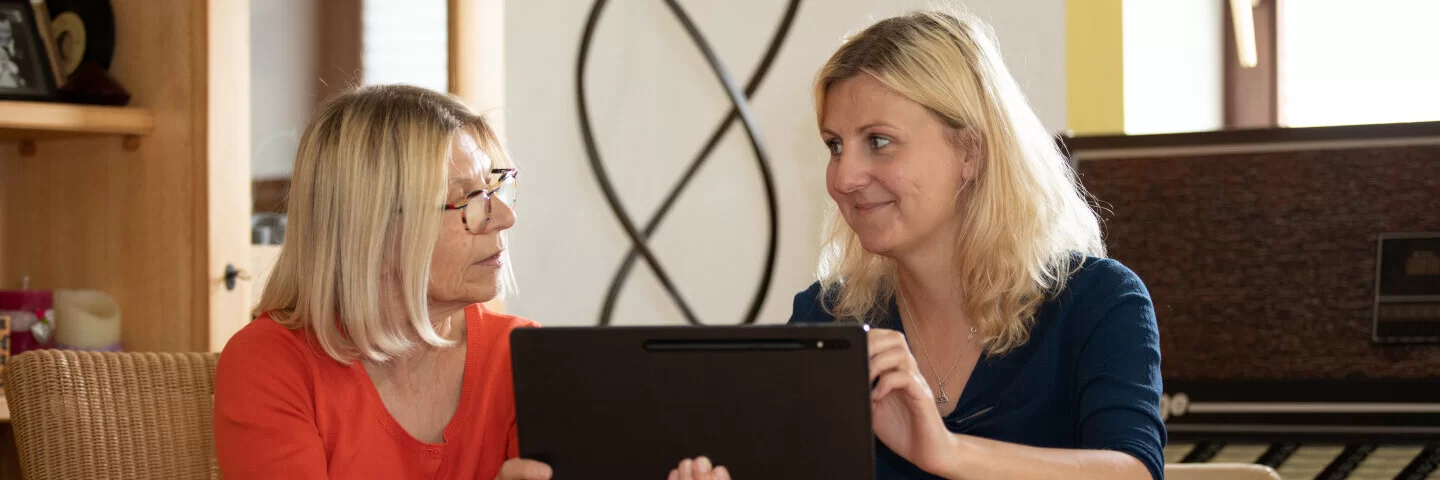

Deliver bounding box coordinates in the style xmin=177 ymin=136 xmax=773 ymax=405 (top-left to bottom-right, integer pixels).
xmin=715 ymin=466 xmax=731 ymax=480
xmin=680 ymin=459 xmax=692 ymax=471
xmin=696 ymin=456 xmax=713 ymax=472
xmin=668 ymin=469 xmax=679 ymax=480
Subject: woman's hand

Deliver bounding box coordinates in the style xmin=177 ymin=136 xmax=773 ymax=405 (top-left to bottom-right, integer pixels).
xmin=495 ymin=458 xmax=553 ymax=480
xmin=667 ymin=456 xmax=731 ymax=480
xmin=868 ymin=328 xmax=962 ymax=475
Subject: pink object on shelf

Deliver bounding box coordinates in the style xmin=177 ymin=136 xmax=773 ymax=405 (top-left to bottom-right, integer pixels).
xmin=1 ymin=289 xmax=56 ymax=355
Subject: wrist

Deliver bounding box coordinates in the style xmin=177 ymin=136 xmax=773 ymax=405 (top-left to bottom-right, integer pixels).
xmin=941 ymin=433 xmax=975 ymax=480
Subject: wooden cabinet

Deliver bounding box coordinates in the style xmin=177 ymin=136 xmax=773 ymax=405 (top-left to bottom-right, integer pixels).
xmin=0 ymin=0 xmax=252 ymax=353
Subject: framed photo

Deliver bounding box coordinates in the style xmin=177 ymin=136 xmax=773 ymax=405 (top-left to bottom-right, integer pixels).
xmin=0 ymin=0 xmax=61 ymax=100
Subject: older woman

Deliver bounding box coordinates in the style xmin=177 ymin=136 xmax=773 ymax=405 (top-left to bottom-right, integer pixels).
xmin=791 ymin=10 xmax=1165 ymax=480
xmin=214 ymin=85 xmax=554 ymax=480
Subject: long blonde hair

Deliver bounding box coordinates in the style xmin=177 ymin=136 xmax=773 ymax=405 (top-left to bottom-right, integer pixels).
xmin=814 ymin=9 xmax=1104 ymax=356
xmin=255 ymin=84 xmax=514 ymax=364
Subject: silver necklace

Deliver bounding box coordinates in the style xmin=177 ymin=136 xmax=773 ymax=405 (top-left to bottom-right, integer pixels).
xmin=898 ymin=293 xmax=976 ymax=407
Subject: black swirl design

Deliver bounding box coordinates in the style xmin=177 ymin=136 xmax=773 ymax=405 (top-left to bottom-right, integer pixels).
xmin=576 ymin=0 xmax=802 ymax=325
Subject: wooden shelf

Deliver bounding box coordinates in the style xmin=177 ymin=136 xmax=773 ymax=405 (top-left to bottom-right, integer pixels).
xmin=0 ymin=101 xmax=155 ymax=142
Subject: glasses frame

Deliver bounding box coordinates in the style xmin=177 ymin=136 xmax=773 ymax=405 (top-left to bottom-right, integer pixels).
xmin=444 ymin=168 xmax=519 ymax=233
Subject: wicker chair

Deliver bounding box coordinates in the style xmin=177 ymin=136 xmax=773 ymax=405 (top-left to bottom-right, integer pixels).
xmin=2 ymin=350 xmax=220 ymax=479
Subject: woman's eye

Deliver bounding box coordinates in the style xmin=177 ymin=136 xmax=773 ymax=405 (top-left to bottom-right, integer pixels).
xmin=825 ymin=139 xmax=843 ymax=155
xmin=869 ymin=136 xmax=891 ymax=149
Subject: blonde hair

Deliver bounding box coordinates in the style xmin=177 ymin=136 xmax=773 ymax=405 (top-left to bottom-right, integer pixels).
xmin=814 ymin=9 xmax=1104 ymax=356
xmin=256 ymin=84 xmax=514 ymax=364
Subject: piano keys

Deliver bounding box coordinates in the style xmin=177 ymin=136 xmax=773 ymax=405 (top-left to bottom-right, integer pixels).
xmin=1160 ymin=379 xmax=1440 ymax=480
xmin=1164 ymin=442 xmax=1438 ymax=480
xmin=1275 ymin=445 xmax=1346 ymax=479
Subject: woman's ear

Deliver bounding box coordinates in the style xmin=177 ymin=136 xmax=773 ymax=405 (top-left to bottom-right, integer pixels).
xmin=952 ymin=128 xmax=982 ymax=182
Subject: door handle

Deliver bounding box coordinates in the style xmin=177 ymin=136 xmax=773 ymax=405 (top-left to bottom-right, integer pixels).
xmin=223 ymin=263 xmax=252 ymax=291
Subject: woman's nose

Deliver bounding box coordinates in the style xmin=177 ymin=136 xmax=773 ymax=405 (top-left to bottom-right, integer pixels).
xmin=830 ymin=153 xmax=871 ymax=194
xmin=480 ymin=199 xmax=516 ymax=233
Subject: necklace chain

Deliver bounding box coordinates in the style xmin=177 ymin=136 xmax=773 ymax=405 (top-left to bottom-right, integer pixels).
xmin=898 ymin=292 xmax=976 ymax=406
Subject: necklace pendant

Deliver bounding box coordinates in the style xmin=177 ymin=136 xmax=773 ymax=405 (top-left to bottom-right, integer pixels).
xmin=936 ymin=390 xmax=951 ymax=405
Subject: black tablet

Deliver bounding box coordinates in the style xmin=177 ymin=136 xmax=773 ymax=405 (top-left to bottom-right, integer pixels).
xmin=510 ymin=324 xmax=875 ymax=479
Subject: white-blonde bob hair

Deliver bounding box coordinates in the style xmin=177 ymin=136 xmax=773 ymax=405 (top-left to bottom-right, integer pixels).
xmin=814 ymin=10 xmax=1104 ymax=356
xmin=255 ymin=84 xmax=514 ymax=364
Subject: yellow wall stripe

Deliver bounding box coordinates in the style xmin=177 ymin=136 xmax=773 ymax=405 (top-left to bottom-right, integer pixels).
xmin=1066 ymin=0 xmax=1125 ymax=134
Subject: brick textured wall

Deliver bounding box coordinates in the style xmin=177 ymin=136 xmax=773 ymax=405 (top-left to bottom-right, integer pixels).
xmin=1078 ymin=145 xmax=1440 ymax=380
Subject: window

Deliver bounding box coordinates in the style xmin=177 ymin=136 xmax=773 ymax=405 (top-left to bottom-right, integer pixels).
xmin=1279 ymin=0 xmax=1440 ymax=127
xmin=362 ymin=0 xmax=448 ymax=93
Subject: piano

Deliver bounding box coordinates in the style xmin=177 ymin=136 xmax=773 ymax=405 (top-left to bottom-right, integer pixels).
xmin=1162 ymin=380 xmax=1440 ymax=479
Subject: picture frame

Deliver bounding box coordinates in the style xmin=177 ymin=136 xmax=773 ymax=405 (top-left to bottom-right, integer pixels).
xmin=0 ymin=0 xmax=61 ymax=100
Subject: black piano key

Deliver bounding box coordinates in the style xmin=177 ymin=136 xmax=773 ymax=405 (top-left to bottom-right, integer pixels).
xmin=1181 ymin=442 xmax=1225 ymax=463
xmin=1257 ymin=443 xmax=1300 ymax=468
xmin=1395 ymin=444 xmax=1440 ymax=480
xmin=1317 ymin=444 xmax=1376 ymax=480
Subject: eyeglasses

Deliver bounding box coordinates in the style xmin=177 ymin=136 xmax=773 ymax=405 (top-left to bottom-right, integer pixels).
xmin=444 ymin=168 xmax=519 ymax=234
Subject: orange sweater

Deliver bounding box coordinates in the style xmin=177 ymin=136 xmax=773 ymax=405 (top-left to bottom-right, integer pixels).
xmin=214 ymin=304 xmax=536 ymax=479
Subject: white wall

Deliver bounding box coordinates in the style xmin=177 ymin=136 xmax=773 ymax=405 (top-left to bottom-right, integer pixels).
xmin=250 ymin=0 xmax=317 ymax=180
xmin=504 ymin=0 xmax=1066 ymax=327
xmin=1122 ymin=0 xmax=1223 ymax=134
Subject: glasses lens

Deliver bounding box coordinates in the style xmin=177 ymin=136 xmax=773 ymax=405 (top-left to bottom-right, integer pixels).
xmin=464 ymin=197 xmax=486 ymax=233
xmin=492 ymin=176 xmax=518 ymax=209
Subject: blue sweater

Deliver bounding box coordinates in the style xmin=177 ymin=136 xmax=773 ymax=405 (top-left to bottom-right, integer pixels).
xmin=789 ymin=257 xmax=1166 ymax=479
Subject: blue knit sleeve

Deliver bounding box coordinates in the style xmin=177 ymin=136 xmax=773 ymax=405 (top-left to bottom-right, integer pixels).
xmin=787 ymin=282 xmax=834 ymax=324
xmin=1072 ymin=259 xmax=1168 ymax=480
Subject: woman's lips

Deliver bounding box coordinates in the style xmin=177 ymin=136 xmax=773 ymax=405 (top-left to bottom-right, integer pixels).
xmin=854 ymin=200 xmax=894 ymax=212
xmin=477 ymin=251 xmax=504 ymax=267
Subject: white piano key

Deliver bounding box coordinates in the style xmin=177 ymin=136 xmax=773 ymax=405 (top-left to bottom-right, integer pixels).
xmin=1164 ymin=443 xmax=1195 ymax=464
xmin=1275 ymin=445 xmax=1346 ymax=480
xmin=1349 ymin=445 xmax=1424 ymax=480
xmin=1209 ymin=444 xmax=1269 ymax=464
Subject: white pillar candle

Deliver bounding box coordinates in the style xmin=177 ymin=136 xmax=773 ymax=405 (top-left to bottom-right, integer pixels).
xmin=54 ymin=290 xmax=122 ymax=351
